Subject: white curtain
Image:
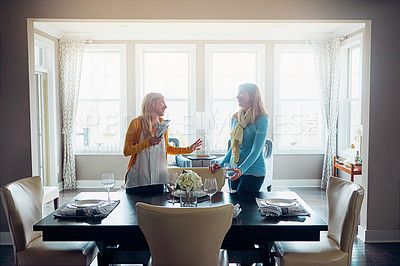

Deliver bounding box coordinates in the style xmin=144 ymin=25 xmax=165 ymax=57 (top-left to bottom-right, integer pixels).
xmin=312 ymin=39 xmax=341 ymax=189
xmin=59 ymin=40 xmax=85 ymax=189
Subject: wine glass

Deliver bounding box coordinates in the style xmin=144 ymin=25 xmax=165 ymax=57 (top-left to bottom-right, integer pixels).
xmin=102 ymin=173 xmax=115 ymax=204
xmin=203 ymin=177 xmax=218 ymax=206
xmin=223 ymin=163 xmax=236 ymax=193
xmin=167 ymin=172 xmax=179 ymax=204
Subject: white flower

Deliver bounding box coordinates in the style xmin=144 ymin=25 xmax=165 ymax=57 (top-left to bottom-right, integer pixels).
xmin=177 ymin=170 xmax=203 ymax=191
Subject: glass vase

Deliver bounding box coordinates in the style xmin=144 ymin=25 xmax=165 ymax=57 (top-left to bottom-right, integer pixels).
xmin=180 ymin=189 xmax=198 ymax=207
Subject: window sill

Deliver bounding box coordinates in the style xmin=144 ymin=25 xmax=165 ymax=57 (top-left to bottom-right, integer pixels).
xmin=75 ymin=151 xmax=123 ymax=156
xmin=274 ymin=148 xmax=325 ymax=155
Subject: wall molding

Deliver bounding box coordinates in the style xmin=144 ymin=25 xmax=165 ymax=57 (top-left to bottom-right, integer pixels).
xmin=76 ymin=179 xmax=125 ymax=189
xmin=1 ymin=232 xmax=12 ymax=245
xmin=358 ymin=225 xmax=400 ymax=243
xmin=272 ymin=179 xmax=322 ymax=187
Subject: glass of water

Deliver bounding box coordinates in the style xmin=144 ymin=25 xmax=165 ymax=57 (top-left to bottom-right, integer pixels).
xmin=223 ymin=163 xmax=236 ymax=193
xmin=102 ymin=173 xmax=115 ymax=204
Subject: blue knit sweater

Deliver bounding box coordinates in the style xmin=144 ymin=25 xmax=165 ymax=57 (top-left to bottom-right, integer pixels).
xmin=220 ymin=115 xmax=268 ymax=176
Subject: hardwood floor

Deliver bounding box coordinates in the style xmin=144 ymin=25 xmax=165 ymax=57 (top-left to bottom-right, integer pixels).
xmin=1 ymin=187 xmax=399 ymax=266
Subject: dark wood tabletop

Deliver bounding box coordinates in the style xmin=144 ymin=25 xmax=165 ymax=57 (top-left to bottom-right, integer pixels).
xmin=34 ymin=190 xmax=327 ymax=244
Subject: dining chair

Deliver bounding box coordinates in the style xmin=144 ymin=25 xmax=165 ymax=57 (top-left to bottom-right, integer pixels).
xmin=136 ymin=202 xmax=233 ymax=266
xmin=167 ymin=167 xmax=226 ymax=191
xmin=0 ymin=176 xmax=98 ymax=265
xmin=43 ymin=185 xmax=59 ymax=210
xmin=273 ymin=176 xmax=364 ymax=266
xmin=168 ymin=138 xmax=192 ymax=167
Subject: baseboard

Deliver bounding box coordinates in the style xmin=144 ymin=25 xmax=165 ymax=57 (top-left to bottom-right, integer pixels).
xmin=77 ymin=179 xmax=125 ymax=189
xmin=0 ymin=232 xmax=12 ymax=245
xmin=357 ymin=225 xmax=400 ymax=243
xmin=272 ymin=179 xmax=321 ymax=187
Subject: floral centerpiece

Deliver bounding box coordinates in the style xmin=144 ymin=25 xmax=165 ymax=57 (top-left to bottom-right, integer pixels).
xmin=177 ymin=170 xmax=203 ymax=207
xmin=177 ymin=170 xmax=203 ymax=191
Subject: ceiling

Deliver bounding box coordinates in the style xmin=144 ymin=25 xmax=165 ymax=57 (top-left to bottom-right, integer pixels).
xmin=34 ymin=20 xmax=365 ymax=41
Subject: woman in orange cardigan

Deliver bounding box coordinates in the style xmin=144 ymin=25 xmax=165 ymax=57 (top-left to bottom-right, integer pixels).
xmin=124 ymin=92 xmax=202 ymax=194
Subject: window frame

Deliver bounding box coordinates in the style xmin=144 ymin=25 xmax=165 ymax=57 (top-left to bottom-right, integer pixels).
xmin=204 ymin=43 xmax=265 ymax=153
xmin=273 ymin=43 xmax=325 ymax=155
xmin=337 ymin=34 xmax=363 ymax=159
xmin=134 ymin=44 xmax=197 ymax=146
xmin=74 ymin=43 xmax=127 ymax=155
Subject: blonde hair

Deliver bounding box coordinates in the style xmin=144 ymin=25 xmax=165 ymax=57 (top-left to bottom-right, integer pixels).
xmin=139 ymin=92 xmax=164 ymax=138
xmin=233 ymin=83 xmax=269 ymax=123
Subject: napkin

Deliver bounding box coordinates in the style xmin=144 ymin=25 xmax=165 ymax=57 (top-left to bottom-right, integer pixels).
xmin=155 ymin=120 xmax=170 ymax=138
xmin=256 ymin=198 xmax=310 ymax=217
xmin=56 ymin=200 xmax=120 ymax=218
xmin=233 ymin=203 xmax=242 ymax=219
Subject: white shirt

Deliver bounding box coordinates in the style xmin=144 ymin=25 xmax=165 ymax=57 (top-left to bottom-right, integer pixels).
xmin=125 ymin=130 xmax=168 ymax=189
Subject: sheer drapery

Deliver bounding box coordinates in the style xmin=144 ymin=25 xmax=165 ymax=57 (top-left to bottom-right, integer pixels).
xmin=59 ymin=40 xmax=85 ymax=189
xmin=312 ymin=39 xmax=340 ymax=189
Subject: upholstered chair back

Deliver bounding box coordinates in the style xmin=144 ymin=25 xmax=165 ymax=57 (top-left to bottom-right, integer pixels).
xmin=0 ymin=176 xmax=43 ymax=254
xmin=167 ymin=167 xmax=225 ymax=191
xmin=137 ymin=202 xmax=233 ymax=266
xmin=327 ymin=176 xmax=364 ymax=263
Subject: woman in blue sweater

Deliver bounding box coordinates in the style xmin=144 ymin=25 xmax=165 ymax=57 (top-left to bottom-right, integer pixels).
xmin=209 ymin=83 xmax=269 ymax=192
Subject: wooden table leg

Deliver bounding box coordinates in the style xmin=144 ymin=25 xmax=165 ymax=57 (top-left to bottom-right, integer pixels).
xmin=333 ymin=156 xmax=337 ymax=176
xmin=351 ymin=164 xmax=355 ymax=182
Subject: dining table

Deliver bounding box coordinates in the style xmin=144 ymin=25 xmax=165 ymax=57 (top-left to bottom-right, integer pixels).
xmin=34 ymin=190 xmax=327 ymax=265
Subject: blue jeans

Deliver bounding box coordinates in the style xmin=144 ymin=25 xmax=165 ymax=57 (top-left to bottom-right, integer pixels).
xmin=230 ymin=175 xmax=264 ymax=192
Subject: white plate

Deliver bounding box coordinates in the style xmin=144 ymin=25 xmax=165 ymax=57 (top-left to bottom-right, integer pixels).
xmin=172 ymin=190 xmax=207 ymax=198
xmin=263 ymin=198 xmax=298 ymax=208
xmin=69 ymin=200 xmax=106 ymax=208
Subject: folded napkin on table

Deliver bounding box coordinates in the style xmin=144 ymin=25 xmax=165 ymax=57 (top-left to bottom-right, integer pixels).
xmin=256 ymin=198 xmax=310 ymax=217
xmin=55 ymin=200 xmax=120 ymax=218
xmin=233 ymin=203 xmax=242 ymax=219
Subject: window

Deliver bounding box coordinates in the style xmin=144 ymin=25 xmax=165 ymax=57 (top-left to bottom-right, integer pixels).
xmin=274 ymin=44 xmax=324 ymax=153
xmin=75 ymin=44 xmax=127 ymax=153
xmin=338 ymin=35 xmax=363 ymax=157
xmin=33 ymin=34 xmax=58 ymax=186
xmin=205 ymin=44 xmax=265 ymax=153
xmin=346 ymin=46 xmax=362 ymax=150
xmin=135 ymin=44 xmax=196 ymax=147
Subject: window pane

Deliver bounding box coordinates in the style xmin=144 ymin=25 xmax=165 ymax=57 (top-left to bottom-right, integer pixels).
xmin=345 ymin=45 xmax=362 ymax=151
xmin=280 ymin=52 xmax=318 ymax=99
xmin=144 ymin=51 xmax=189 ymax=99
xmin=350 ymin=47 xmax=361 ymax=99
xmin=211 ymin=100 xmax=237 ymax=151
xmin=212 ymin=78 xmax=237 ymax=99
xmin=81 ymin=52 xmax=121 ymax=99
xmin=350 ymin=101 xmax=361 ymax=125
xmin=140 ymin=47 xmax=193 ymax=146
xmin=274 ymin=45 xmax=323 ymax=151
xmin=209 ymin=49 xmax=259 ymax=152
xmin=164 ymin=101 xmax=190 ymax=146
xmin=76 ymin=46 xmax=123 ymax=152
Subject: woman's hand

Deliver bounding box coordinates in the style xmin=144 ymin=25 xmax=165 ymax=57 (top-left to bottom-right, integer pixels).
xmin=229 ymin=168 xmax=242 ymax=181
xmin=149 ymin=136 xmax=162 ymax=146
xmin=209 ymin=163 xmax=221 ymax=174
xmin=190 ymin=138 xmax=202 ymax=151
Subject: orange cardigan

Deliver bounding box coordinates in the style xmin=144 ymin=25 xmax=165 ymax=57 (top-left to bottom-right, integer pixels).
xmin=123 ymin=118 xmax=194 ymax=171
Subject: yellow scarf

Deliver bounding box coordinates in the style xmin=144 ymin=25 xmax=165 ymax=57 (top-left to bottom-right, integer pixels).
xmin=230 ymin=107 xmax=253 ymax=165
